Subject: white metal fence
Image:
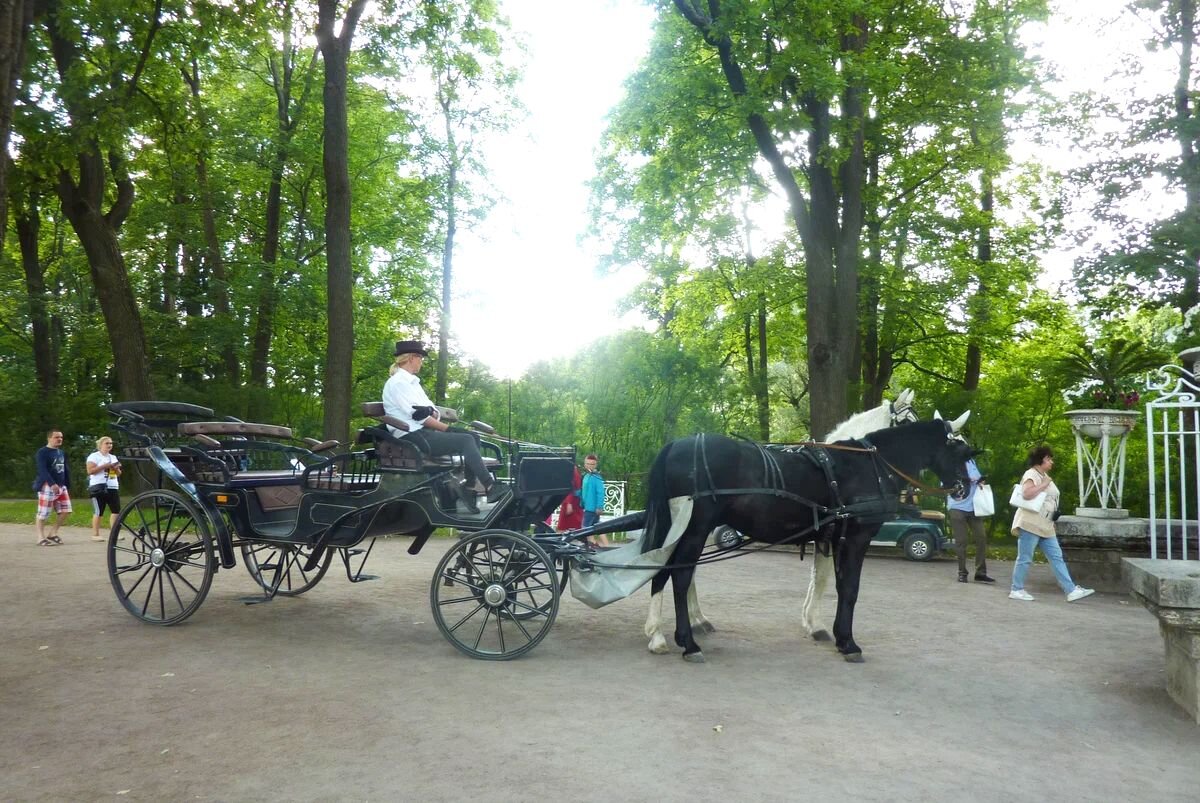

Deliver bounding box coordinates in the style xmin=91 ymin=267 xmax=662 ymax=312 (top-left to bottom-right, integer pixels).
xmin=1146 ymin=364 xmax=1200 ymax=559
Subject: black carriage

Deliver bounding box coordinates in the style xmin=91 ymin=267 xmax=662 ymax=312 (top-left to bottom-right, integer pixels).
xmin=104 ymin=400 xmax=605 ymax=659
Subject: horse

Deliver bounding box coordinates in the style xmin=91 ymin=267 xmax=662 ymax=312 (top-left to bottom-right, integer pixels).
xmin=638 ymin=417 xmax=974 ymax=663
xmin=642 ymin=389 xmax=921 ymax=653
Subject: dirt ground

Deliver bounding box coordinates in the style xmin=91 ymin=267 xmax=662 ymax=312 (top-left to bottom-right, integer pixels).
xmin=2 ymin=523 xmax=1199 ymax=802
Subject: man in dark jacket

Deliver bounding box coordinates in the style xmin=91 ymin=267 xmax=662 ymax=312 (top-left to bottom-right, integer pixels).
xmin=34 ymin=430 xmax=72 ymax=545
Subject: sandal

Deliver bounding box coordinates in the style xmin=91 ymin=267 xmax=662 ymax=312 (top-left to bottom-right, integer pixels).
xmin=91 ymin=535 xmax=105 ymax=542
xmin=48 ymin=535 xmax=64 ymax=545
xmin=37 ymin=538 xmax=55 ymax=546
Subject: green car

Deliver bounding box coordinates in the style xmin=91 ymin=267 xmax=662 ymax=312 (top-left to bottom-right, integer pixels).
xmin=870 ymin=505 xmax=952 ymax=561
xmin=710 ymin=504 xmax=952 ymax=561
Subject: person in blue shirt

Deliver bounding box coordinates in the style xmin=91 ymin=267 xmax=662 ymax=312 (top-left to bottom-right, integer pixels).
xmin=34 ymin=429 xmax=73 ymax=545
xmin=580 ymin=454 xmax=609 ymax=548
xmin=948 ymin=457 xmax=993 ymax=583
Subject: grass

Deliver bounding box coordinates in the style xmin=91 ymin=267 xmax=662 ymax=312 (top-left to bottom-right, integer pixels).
xmin=0 ymin=499 xmax=99 ymax=529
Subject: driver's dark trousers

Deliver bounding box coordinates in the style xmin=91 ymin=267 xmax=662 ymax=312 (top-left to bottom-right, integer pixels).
xmin=949 ymin=509 xmax=988 ymax=576
xmin=402 ymin=429 xmax=491 ymax=489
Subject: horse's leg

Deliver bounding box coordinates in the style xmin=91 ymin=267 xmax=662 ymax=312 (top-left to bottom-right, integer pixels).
xmin=831 ymin=534 xmax=871 ymax=662
xmin=644 ymin=571 xmax=671 ymax=654
xmin=669 ymin=536 xmax=708 ymax=662
xmin=686 ymin=578 xmax=715 ymax=633
xmin=800 ymin=550 xmax=833 ymax=642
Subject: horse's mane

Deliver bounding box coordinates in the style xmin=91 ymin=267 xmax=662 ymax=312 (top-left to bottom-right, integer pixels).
xmin=823 ymin=404 xmax=891 ymax=442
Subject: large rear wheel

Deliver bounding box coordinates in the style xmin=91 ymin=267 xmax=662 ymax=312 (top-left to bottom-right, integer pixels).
xmin=430 ymin=530 xmax=558 ymax=660
xmin=241 ymin=541 xmax=333 ymax=596
xmin=108 ymin=490 xmax=216 ymax=625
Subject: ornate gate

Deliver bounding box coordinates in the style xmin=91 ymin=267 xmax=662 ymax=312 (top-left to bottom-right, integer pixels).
xmin=1146 ymin=355 xmax=1200 ymax=559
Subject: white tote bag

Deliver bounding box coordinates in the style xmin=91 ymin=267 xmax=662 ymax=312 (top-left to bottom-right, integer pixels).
xmin=972 ymin=484 xmax=995 ymax=517
xmin=1009 ymin=483 xmax=1046 ymax=513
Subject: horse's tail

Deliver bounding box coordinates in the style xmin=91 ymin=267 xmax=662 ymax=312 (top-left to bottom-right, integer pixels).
xmin=640 ymin=440 xmax=677 ymax=554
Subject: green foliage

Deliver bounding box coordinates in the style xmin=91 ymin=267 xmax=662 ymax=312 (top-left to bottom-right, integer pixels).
xmin=1056 ymin=336 xmax=1169 ymax=409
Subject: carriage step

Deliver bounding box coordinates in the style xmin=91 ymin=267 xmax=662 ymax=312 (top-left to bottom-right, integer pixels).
xmin=240 ymin=595 xmax=275 ymax=605
xmin=347 ymin=573 xmax=379 ymax=583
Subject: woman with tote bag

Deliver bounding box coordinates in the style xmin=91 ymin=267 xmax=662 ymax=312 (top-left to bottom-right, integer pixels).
xmin=1009 ymin=445 xmax=1094 ymax=602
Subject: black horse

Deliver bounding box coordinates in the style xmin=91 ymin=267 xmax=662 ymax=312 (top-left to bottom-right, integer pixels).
xmin=640 ymin=419 xmax=974 ymax=663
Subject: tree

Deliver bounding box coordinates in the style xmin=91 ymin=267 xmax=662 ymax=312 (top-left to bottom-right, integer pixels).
xmin=316 ymin=0 xmax=368 ymax=442
xmin=0 ymin=0 xmax=33 ymax=251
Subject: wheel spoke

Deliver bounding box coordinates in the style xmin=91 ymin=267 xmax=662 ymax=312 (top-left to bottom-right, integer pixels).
xmin=162 ymin=561 xmax=201 ymax=595
xmin=472 ymin=606 xmax=493 ymax=651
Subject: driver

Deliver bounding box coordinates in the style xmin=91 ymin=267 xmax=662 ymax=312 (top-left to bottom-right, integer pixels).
xmin=382 ymin=340 xmax=503 ymax=514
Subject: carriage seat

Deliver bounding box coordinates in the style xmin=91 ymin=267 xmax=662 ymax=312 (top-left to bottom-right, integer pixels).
xmin=178 ymin=421 xmax=294 ymax=439
xmin=359 ymin=402 xmax=498 ymax=472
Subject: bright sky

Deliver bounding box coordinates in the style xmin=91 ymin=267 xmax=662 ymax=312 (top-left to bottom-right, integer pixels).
xmin=449 ymin=0 xmax=656 ymax=379
xmin=450 ymin=0 xmax=1175 ymax=378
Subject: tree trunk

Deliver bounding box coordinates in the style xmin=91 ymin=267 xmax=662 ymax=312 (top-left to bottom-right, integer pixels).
xmin=436 ymin=120 xmax=457 ymax=405
xmin=0 ymin=0 xmax=33 ymax=253
xmin=1175 ymin=0 xmax=1200 ymax=318
xmin=674 ymin=1 xmax=866 ymax=438
xmin=15 ymin=192 xmax=57 ymax=398
xmin=317 ymin=0 xmax=367 ymax=443
xmin=44 ymin=0 xmax=154 ymax=400
xmin=755 ymin=291 xmax=770 ymax=441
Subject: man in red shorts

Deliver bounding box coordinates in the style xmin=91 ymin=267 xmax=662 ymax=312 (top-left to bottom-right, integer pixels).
xmin=34 ymin=430 xmax=72 ymax=545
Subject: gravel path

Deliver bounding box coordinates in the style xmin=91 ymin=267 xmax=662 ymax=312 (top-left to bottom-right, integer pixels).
xmin=1 ymin=524 xmax=1198 ymax=802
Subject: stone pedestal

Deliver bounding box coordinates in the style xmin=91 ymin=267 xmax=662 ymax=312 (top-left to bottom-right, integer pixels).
xmin=1122 ymin=558 xmax=1200 ymax=724
xmin=1057 ymin=515 xmax=1151 ymax=593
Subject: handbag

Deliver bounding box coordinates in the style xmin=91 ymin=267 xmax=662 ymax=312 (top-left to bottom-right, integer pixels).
xmin=1009 ymin=483 xmax=1047 ymax=513
xmin=972 ymin=484 xmax=995 ymax=517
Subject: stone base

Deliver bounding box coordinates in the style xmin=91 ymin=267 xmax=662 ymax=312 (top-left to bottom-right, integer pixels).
xmin=1122 ymin=559 xmax=1200 ymax=724
xmin=1057 ymin=516 xmax=1152 ymax=593
xmin=1075 ymin=506 xmax=1130 ymax=519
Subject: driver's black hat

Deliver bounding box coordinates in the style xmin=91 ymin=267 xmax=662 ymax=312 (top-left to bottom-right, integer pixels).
xmin=394 ymin=340 xmax=429 ymax=357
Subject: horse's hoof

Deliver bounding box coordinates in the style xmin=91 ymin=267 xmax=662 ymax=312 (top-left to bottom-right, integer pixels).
xmin=696 ymin=620 xmax=716 ymax=634
xmin=842 ymin=652 xmax=864 ymax=663
xmin=683 ymin=651 xmax=707 ymax=663
xmin=811 ymin=629 xmax=832 ymax=642
xmin=648 ymin=634 xmax=670 ymax=655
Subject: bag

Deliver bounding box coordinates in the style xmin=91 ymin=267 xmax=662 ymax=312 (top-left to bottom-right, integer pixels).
xmin=972 ymin=484 xmax=995 ymax=517
xmin=1009 ymin=483 xmax=1047 ymax=513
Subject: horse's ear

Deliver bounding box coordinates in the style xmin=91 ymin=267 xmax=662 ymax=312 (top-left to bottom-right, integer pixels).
xmin=899 ymin=388 xmax=914 ymax=405
xmin=933 ymin=409 xmax=943 ymax=420
xmin=949 ymin=410 xmax=970 ymax=432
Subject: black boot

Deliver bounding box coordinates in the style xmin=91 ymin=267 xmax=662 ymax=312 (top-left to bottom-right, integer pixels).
xmin=453 ymin=481 xmax=479 ymax=514
xmin=974 ymin=572 xmax=995 ymax=583
xmin=957 ymin=570 xmax=969 ymax=583
xmin=485 ymin=482 xmax=508 ymax=504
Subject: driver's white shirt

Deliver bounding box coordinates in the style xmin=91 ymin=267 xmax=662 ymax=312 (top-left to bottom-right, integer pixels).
xmin=382 ymin=369 xmax=439 ymax=436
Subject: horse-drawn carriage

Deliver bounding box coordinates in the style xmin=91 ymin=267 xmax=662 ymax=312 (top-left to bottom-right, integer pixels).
xmin=104 ymin=398 xmax=975 ymax=663
xmin=104 ymin=400 xmax=603 ymax=659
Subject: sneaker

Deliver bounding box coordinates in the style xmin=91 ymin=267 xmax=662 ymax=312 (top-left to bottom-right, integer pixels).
xmin=957 ymin=571 xmax=969 ymax=584
xmin=485 ymin=483 xmax=508 ymax=504
xmin=1009 ymin=589 xmax=1035 ymax=601
xmin=974 ymin=573 xmax=996 ymax=584
xmin=1066 ymin=586 xmax=1095 ymax=602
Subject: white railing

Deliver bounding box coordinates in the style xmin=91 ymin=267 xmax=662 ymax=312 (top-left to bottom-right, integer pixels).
xmin=1146 ymin=359 xmax=1200 ymax=559
xmin=602 ymin=480 xmax=626 ymax=517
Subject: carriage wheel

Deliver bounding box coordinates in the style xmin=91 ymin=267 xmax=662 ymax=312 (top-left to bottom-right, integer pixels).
xmin=241 ymin=542 xmax=333 ymax=596
xmin=108 ymin=490 xmax=216 ymax=625
xmin=430 ymin=530 xmax=559 ymax=660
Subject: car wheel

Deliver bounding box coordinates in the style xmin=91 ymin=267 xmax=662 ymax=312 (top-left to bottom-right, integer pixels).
xmin=903 ymin=531 xmax=935 ymax=561
xmin=712 ymin=525 xmax=743 ymax=549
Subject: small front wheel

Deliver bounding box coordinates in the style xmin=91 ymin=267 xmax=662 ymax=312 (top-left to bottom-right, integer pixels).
xmin=108 ymin=490 xmax=216 ymax=625
xmin=241 ymin=541 xmax=333 ymax=596
xmin=430 ymin=530 xmax=559 ymax=660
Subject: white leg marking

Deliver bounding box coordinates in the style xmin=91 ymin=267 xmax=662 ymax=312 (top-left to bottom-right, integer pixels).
xmin=687 ymin=580 xmax=715 ymax=633
xmin=801 ymin=551 xmax=833 ymax=636
xmin=645 ymin=589 xmax=670 ymax=653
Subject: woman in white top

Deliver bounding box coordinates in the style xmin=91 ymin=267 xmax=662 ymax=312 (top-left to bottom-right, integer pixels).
xmin=382 ymin=340 xmax=503 ymax=514
xmin=85 ymin=436 xmax=122 ymax=542
xmin=1009 ymin=445 xmax=1093 ymax=602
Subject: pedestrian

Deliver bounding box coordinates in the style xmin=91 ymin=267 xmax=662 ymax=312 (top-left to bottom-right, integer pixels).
xmin=949 ymin=457 xmax=994 ymax=583
xmin=34 ymin=429 xmax=72 ymax=546
xmin=1009 ymin=445 xmax=1095 ymax=602
xmin=85 ymin=436 xmax=122 ymax=542
xmin=554 ymin=464 xmax=584 ymax=532
xmin=382 ymin=340 xmax=505 ymax=514
xmin=580 ymin=453 xmax=608 ymax=548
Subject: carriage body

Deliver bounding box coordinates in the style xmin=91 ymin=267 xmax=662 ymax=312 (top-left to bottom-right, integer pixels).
xmin=104 ymin=400 xmax=577 ymax=647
